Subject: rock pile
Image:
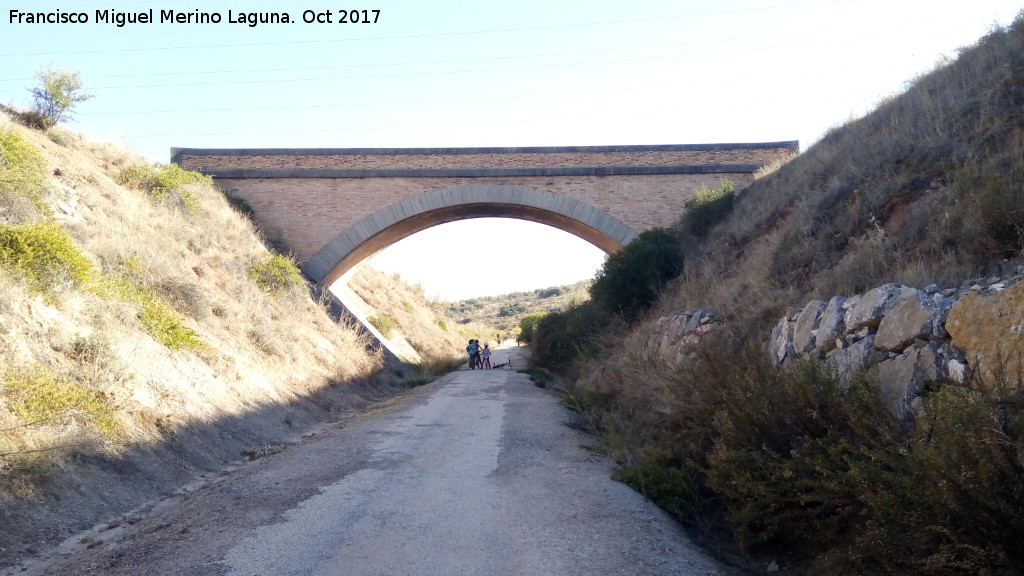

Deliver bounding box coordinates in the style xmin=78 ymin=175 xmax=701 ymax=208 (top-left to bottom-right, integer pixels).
xmin=770 ymin=267 xmax=1024 ymax=417
xmin=648 ymin=309 xmax=718 ymax=365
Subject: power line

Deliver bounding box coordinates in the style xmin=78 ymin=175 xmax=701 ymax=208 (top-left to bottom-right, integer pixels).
xmin=125 ymin=105 xmax=687 ymax=139
xmin=0 ymin=30 xmax=812 ymax=83
xmin=75 ymin=78 xmax=702 ymax=117
xmin=0 ymin=30 xmax=881 ymax=95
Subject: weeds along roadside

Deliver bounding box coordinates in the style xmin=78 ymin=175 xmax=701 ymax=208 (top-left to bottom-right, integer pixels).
xmin=553 ymin=331 xmax=1024 ymax=575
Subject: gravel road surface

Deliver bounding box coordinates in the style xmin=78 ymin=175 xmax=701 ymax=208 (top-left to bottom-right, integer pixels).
xmin=12 ymin=346 xmax=738 ymax=576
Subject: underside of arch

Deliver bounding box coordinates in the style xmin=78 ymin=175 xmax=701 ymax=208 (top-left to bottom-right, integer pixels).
xmin=303 ymin=184 xmax=639 ymax=287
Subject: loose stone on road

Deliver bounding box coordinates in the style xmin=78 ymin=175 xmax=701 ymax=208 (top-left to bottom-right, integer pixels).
xmin=22 ymin=345 xmax=737 ymax=576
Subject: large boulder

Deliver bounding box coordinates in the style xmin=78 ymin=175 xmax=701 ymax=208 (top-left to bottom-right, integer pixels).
xmin=946 ymin=282 xmax=1024 ymax=386
xmin=770 ymin=315 xmax=795 ymax=365
xmin=792 ymin=300 xmax=826 ymax=356
xmin=651 ymin=311 xmax=719 ymax=366
xmin=876 ymin=343 xmax=946 ymax=416
xmin=826 ymin=335 xmax=879 ymax=378
xmin=845 ymin=284 xmax=920 ymax=332
xmin=874 ymin=293 xmax=951 ymax=353
xmin=813 ymin=296 xmax=847 ymax=355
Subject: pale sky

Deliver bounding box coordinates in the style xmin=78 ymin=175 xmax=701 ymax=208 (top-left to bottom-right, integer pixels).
xmin=2 ymin=0 xmax=1021 ymax=300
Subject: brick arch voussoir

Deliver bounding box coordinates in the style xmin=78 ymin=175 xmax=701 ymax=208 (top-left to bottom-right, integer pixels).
xmin=302 ymin=184 xmax=638 ymax=286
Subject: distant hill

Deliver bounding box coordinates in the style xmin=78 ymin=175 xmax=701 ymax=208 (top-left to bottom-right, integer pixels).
xmin=445 ymin=280 xmax=591 ymax=334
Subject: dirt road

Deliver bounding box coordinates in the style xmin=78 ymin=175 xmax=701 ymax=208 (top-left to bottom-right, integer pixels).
xmin=11 ymin=346 xmax=736 ymax=576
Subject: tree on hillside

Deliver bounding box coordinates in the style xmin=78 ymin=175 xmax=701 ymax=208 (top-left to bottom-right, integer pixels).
xmin=589 ymin=227 xmax=683 ymax=321
xmin=27 ymin=64 xmax=93 ymax=128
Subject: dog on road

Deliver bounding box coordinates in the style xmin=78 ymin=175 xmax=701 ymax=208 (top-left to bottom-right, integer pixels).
xmin=492 ymin=360 xmax=511 ymax=370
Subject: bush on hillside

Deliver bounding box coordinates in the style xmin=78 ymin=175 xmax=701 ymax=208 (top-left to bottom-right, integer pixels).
xmin=589 ymin=227 xmax=683 ymax=321
xmin=368 ymin=313 xmax=397 ymax=338
xmin=0 ymin=130 xmax=50 ymax=221
xmin=679 ymin=180 xmax=735 ymax=238
xmin=115 ymin=163 xmax=211 ymax=215
xmin=516 ymin=312 xmax=545 ymax=343
xmin=91 ymin=273 xmax=205 ymax=351
xmin=0 ymin=221 xmax=94 ymax=299
xmin=2 ymin=364 xmax=118 ymax=439
xmin=536 ymin=287 xmax=563 ymax=298
xmin=249 ymin=254 xmax=304 ymax=294
xmin=529 ymin=301 xmax=608 ymax=372
xmin=497 ymin=302 xmax=527 ymax=317
xmin=137 ymin=294 xmax=206 ymax=351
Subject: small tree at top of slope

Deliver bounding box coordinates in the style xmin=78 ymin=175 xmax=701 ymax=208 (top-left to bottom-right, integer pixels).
xmin=28 ymin=64 xmax=93 ymax=128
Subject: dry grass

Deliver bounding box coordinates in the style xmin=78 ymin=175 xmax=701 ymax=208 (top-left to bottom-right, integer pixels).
xmin=0 ymin=107 xmax=399 ymax=500
xmin=345 ymin=265 xmax=471 ymax=364
xmin=532 ymin=14 xmax=1024 ymax=574
xmin=650 ymin=15 xmax=1024 ymax=341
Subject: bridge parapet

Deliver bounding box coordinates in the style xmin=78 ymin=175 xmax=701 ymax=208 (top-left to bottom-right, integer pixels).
xmin=173 ymin=142 xmax=797 ymax=175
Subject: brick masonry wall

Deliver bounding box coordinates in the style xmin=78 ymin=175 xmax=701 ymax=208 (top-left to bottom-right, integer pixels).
xmin=215 ymin=173 xmax=750 ymax=263
xmin=176 ymin=143 xmax=797 ymax=267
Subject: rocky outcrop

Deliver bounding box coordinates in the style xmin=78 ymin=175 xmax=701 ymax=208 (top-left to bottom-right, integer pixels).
xmin=645 ymin=263 xmax=1024 ymax=418
xmin=770 ymin=267 xmax=1024 ymax=417
xmin=649 ymin=309 xmax=718 ymax=365
xmin=946 ymin=280 xmax=1024 ymax=385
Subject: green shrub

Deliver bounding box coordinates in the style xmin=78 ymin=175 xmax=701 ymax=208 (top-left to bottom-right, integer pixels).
xmin=517 ymin=366 xmax=554 ymax=388
xmin=91 ymin=275 xmax=205 ymax=351
xmin=3 ymin=364 xmax=118 ymax=439
xmin=249 ymin=254 xmax=304 ymax=294
xmin=589 ymin=227 xmax=683 ymax=321
xmin=530 ymin=302 xmax=607 ymax=372
xmin=437 ymin=319 xmax=448 ymax=331
xmin=115 ymin=163 xmax=210 ymax=215
xmin=137 ymin=294 xmax=205 ymax=351
xmin=612 ymin=451 xmax=703 ymax=519
xmin=824 ymin=384 xmax=1024 ymax=575
xmin=368 ymin=313 xmax=397 ymax=338
xmin=0 ymin=221 xmax=94 ymax=298
xmin=680 ymin=180 xmax=735 ymax=238
xmin=224 ymin=195 xmax=256 ymax=219
xmin=705 ymin=359 xmax=902 ymax=555
xmin=516 ymin=312 xmax=546 ymax=343
xmin=113 ymin=165 xmax=158 ymax=191
xmin=498 ymin=302 xmax=527 ymax=317
xmin=0 ymin=129 xmax=49 ymax=218
xmin=536 ymin=287 xmax=563 ymax=298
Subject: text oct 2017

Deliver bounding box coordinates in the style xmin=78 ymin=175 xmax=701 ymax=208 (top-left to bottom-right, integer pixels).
xmin=302 ymin=9 xmax=381 ymax=23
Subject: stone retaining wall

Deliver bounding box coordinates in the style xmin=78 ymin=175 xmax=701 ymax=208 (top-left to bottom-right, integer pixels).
xmin=647 ymin=263 xmax=1024 ymax=418
xmin=769 ymin=265 xmax=1024 ymax=416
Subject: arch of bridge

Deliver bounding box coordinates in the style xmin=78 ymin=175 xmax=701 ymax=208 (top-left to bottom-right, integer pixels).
xmin=303 ymin=184 xmax=637 ymax=287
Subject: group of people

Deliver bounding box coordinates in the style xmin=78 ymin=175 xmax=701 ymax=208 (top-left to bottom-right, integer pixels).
xmin=466 ymin=339 xmax=492 ymax=370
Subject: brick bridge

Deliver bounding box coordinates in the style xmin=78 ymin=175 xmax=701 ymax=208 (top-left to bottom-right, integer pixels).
xmin=172 ymin=142 xmax=797 ymax=287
